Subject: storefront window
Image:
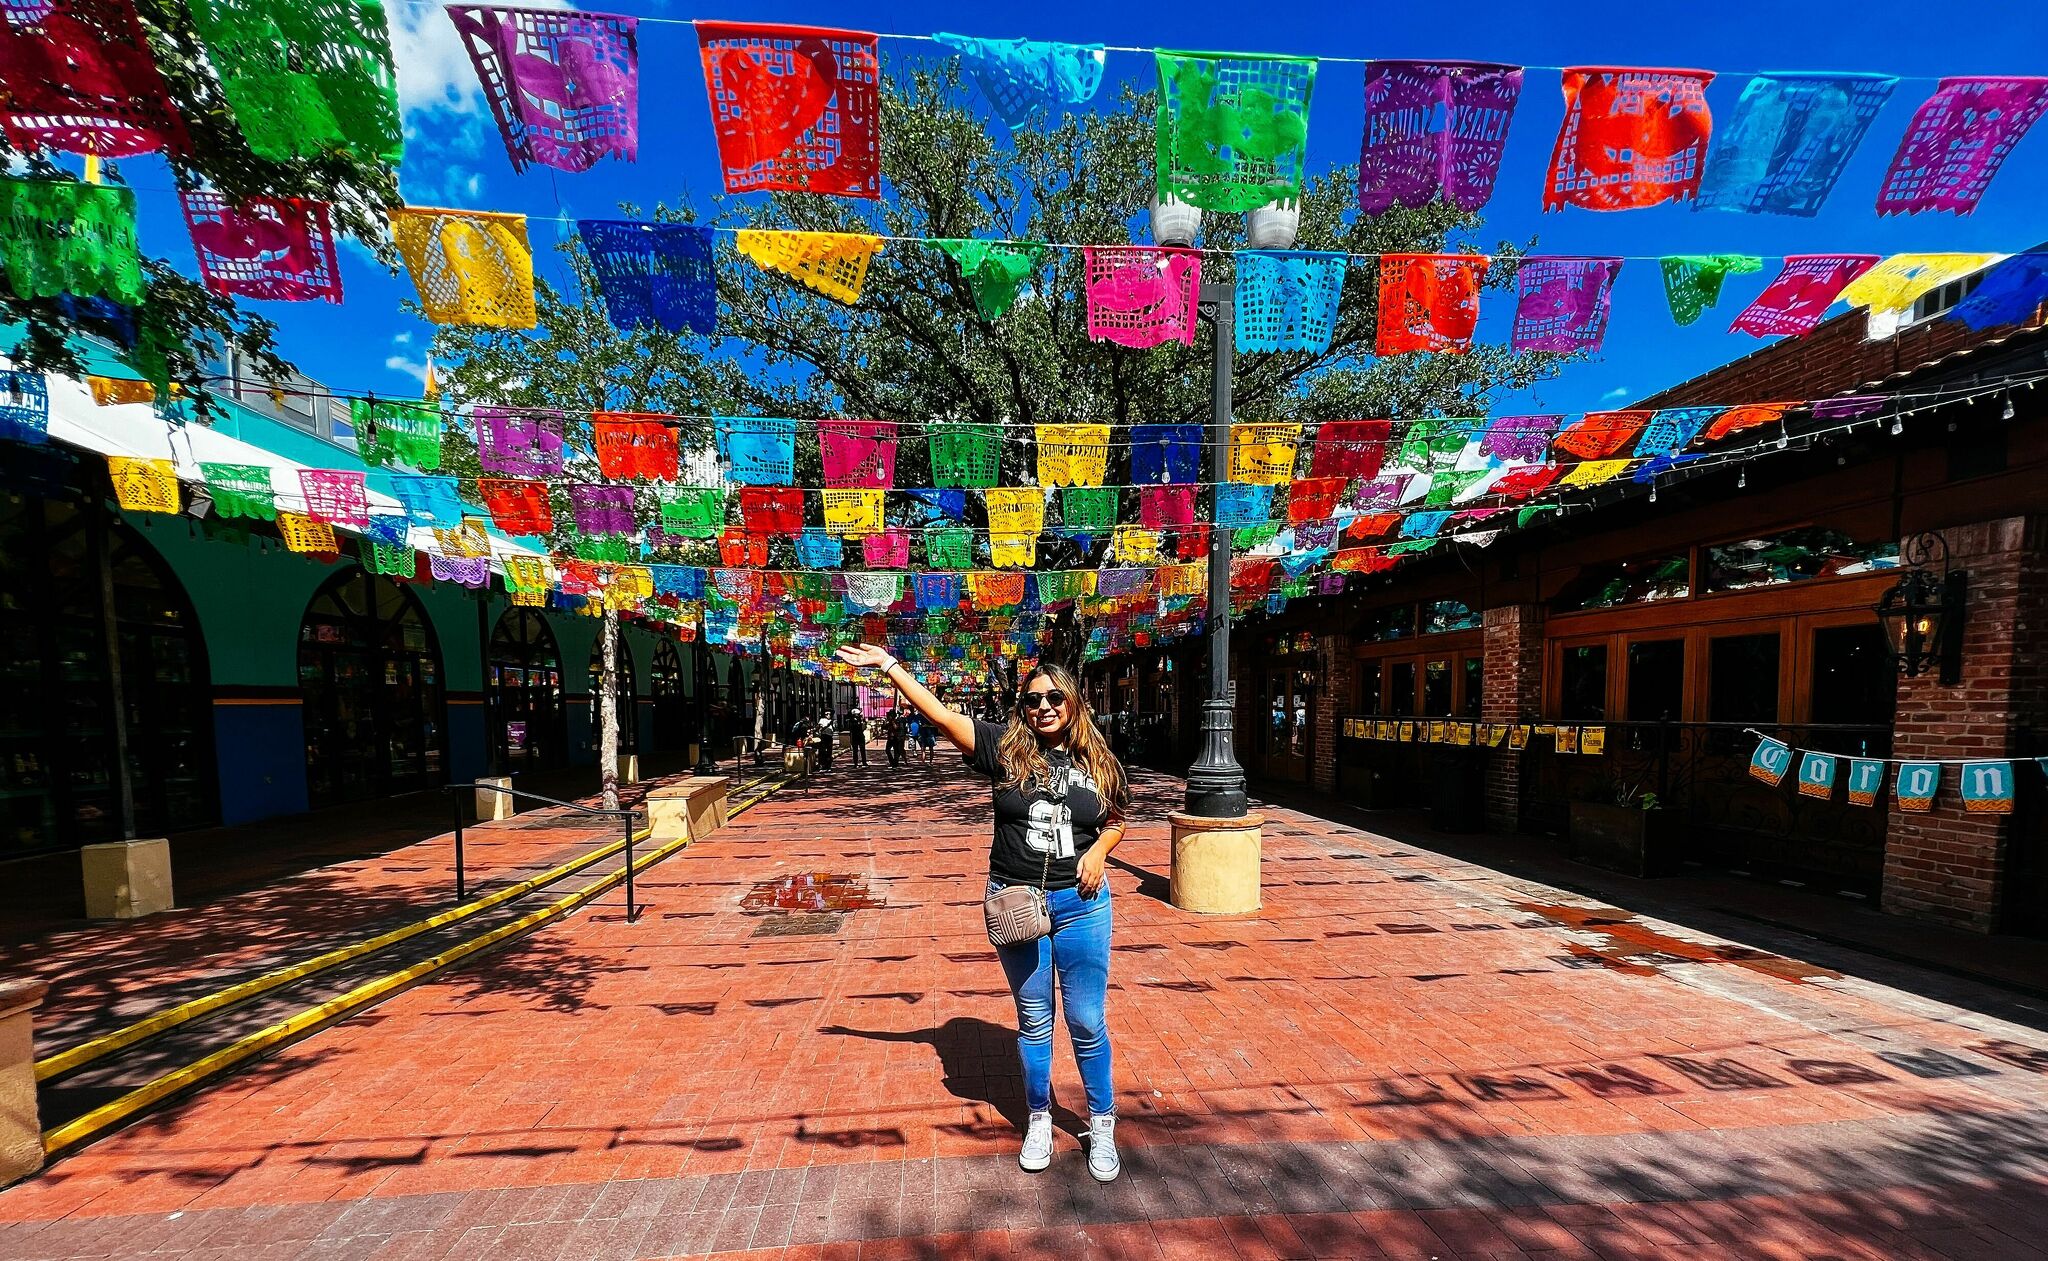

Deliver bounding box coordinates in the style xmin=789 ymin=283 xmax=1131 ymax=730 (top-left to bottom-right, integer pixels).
xmin=1704 ymin=528 xmax=1899 ymax=593
xmin=300 ymin=572 xmax=446 ymax=809
xmin=1423 ymin=659 xmax=1452 ymax=715
xmin=1357 ymin=604 xmax=1416 ymax=642
xmin=1708 ymin=633 xmax=1780 ymax=724
xmin=1619 ymin=639 xmax=1682 ymax=722
xmin=1357 ymin=662 xmax=1383 ymax=713
xmin=1420 ymin=599 xmax=1480 ymax=634
xmin=0 ymin=492 xmax=215 ymax=853
xmin=1558 ymin=644 xmax=1607 ymax=721
xmin=1809 ymin=625 xmax=1895 ymax=755
xmin=1387 ymin=661 xmax=1416 ymax=715
xmin=1564 ymin=555 xmax=1691 ymax=610
xmin=1462 ymin=656 xmax=1483 ymax=718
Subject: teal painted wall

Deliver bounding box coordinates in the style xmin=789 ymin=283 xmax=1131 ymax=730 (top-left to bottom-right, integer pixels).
xmin=114 ymin=510 xmax=711 ymax=825
xmin=125 ymin=512 xmax=336 ymax=688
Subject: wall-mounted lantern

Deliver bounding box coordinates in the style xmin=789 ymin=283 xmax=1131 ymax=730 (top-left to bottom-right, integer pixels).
xmin=1874 ymin=532 xmax=1966 ymax=684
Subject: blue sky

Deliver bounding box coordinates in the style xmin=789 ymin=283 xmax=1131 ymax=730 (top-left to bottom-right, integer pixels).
xmin=115 ymin=0 xmax=2048 ymax=419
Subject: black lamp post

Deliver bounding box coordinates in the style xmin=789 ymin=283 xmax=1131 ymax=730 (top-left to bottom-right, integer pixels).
xmin=694 ymin=617 xmax=718 ymax=775
xmin=1875 ymin=532 xmax=1966 ymax=685
xmin=1177 ymin=277 xmax=1250 ymax=818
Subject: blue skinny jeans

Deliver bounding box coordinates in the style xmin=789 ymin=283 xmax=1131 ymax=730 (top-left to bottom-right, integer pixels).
xmin=992 ymin=879 xmax=1116 ymax=1118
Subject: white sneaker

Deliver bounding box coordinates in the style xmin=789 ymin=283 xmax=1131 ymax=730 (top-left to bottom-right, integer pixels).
xmin=1087 ymin=1113 xmax=1120 ymax=1183
xmin=1019 ymin=1110 xmax=1053 ymax=1172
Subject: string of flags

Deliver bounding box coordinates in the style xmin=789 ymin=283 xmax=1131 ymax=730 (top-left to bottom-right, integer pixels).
xmin=5 ymin=362 xmax=2019 ymax=685
xmin=1343 ymin=716 xmax=1613 ymax=755
xmin=1748 ymin=730 xmax=2034 ymax=816
xmin=1339 ymin=722 xmax=2035 ymax=819
xmin=42 ymin=378 xmax=2042 ymax=577
xmin=3 ymin=3 xmax=2046 ymax=678
xmin=1 ymin=5 xmax=2046 ymax=350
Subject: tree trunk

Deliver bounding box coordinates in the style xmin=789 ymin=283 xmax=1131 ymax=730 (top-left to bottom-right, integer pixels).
xmin=599 ymin=607 xmax=620 ymax=812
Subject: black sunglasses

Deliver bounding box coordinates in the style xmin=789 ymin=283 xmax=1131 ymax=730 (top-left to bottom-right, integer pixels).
xmin=1019 ymin=690 xmax=1069 ymax=711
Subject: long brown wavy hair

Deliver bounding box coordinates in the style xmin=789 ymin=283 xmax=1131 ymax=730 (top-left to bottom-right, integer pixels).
xmin=994 ymin=662 xmax=1129 ymax=819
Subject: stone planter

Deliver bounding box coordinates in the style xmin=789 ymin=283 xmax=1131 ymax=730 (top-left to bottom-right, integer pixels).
xmin=1568 ymin=802 xmax=1680 ymax=878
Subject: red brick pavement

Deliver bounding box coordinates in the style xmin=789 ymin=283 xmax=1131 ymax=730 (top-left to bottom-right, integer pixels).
xmin=0 ymin=775 xmax=707 ymax=1048
xmin=3 ymin=759 xmax=2047 ymax=1259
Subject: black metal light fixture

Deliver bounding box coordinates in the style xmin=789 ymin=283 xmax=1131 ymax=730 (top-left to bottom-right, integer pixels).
xmin=1874 ymin=532 xmax=1966 ymax=684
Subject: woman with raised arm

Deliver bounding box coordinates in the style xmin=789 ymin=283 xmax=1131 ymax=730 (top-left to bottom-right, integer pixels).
xmin=835 ymin=642 xmax=1131 ymax=1182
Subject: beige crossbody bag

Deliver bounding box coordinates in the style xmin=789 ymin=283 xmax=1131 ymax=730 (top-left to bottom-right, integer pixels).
xmin=983 ymin=763 xmax=1071 ymax=947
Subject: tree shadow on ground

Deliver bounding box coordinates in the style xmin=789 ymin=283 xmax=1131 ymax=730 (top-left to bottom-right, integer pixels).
xmin=1254 ymin=782 xmax=2048 ymax=1033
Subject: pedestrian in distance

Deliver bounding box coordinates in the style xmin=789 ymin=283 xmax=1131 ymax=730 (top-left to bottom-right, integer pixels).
xmin=849 ymin=711 xmax=870 ymax=766
xmin=813 ymin=711 xmax=835 ymax=771
xmin=885 ymin=707 xmax=908 ymax=767
xmin=917 ymin=714 xmax=939 ymax=763
xmin=835 ymin=643 xmax=1130 ymax=1182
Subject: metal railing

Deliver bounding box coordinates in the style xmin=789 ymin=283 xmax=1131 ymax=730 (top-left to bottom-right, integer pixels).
xmin=447 ymin=783 xmax=641 ymax=922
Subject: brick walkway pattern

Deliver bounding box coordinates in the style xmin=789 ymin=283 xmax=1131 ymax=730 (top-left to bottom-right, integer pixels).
xmin=3 ymin=759 xmax=2048 ymax=1259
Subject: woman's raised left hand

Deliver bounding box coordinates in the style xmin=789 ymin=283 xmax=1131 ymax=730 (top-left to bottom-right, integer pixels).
xmin=1075 ymin=847 xmax=1107 ymax=898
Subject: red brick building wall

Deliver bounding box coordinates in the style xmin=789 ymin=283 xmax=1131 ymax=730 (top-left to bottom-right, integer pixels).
xmin=1481 ymin=605 xmax=1546 ymax=832
xmin=1883 ymin=516 xmax=2048 ymax=930
xmin=1311 ymin=635 xmax=1355 ymax=794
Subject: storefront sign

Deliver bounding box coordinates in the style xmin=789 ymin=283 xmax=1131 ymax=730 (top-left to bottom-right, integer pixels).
xmin=1796 ymin=751 xmax=1838 ymax=799
xmin=1894 ymin=761 xmax=1941 ymax=812
xmin=1749 ymin=736 xmax=1791 ymax=785
xmin=1960 ymin=761 xmax=2015 ymax=814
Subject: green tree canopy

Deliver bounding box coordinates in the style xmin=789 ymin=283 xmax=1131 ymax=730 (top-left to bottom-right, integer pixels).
xmin=1 ymin=0 xmax=401 ymax=410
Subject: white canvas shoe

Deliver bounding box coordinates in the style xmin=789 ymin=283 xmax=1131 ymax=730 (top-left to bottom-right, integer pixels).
xmin=1019 ymin=1110 xmax=1053 ymax=1172
xmin=1087 ymin=1113 xmax=1120 ymax=1183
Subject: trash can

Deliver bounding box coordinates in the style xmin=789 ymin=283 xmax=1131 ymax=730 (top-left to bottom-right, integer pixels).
xmin=1428 ymin=746 xmax=1485 ymax=833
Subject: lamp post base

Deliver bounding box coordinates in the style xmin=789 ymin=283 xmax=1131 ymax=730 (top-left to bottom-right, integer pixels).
xmin=1182 ymin=698 xmax=1248 ymax=819
xmin=1168 ymin=809 xmax=1264 ymax=914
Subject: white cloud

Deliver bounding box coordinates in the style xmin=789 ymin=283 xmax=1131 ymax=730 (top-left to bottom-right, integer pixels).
xmin=392 ymin=331 xmax=413 ymax=346
xmin=401 ymin=161 xmax=483 ymax=208
xmin=389 ymin=1 xmax=568 ymax=204
xmin=389 ymin=5 xmax=484 ymax=117
xmin=385 ymin=354 xmax=429 ymax=384
xmin=1601 ymin=386 xmax=1631 ymax=402
xmin=389 ymin=0 xmax=570 ymax=117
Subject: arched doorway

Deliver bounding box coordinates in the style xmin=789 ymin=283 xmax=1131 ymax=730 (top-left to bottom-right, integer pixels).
xmin=298 ymin=569 xmax=446 ymax=808
xmin=489 ymin=609 xmax=564 ymax=772
xmin=589 ymin=633 xmax=637 ymax=754
xmin=0 ymin=491 xmax=215 ymax=851
xmin=651 ymin=640 xmax=692 ymax=752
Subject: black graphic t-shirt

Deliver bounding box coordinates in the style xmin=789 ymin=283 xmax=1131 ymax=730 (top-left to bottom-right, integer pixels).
xmin=964 ymin=718 xmax=1116 ymax=891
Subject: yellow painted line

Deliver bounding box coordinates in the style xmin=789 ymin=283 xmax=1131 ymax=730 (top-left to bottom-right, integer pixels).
xmin=37 ymin=827 xmax=643 ymax=1082
xmin=41 ymin=772 xmax=782 ymax=1081
xmin=40 ymin=778 xmax=786 ymax=1157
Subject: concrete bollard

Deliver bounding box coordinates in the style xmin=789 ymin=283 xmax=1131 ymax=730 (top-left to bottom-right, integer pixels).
xmin=80 ymin=838 xmax=173 ymax=919
xmin=475 ymin=775 xmax=516 ymax=821
xmin=1168 ymin=811 xmax=1265 ymax=914
xmin=646 ymin=776 xmax=731 ymax=843
xmin=0 ymin=978 xmax=48 ymax=1186
xmin=616 ymin=754 xmax=640 ymax=785
xmin=782 ymin=746 xmax=809 ymax=780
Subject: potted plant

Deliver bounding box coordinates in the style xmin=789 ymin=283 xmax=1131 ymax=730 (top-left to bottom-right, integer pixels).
xmin=1568 ymin=782 xmax=1681 ymax=878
